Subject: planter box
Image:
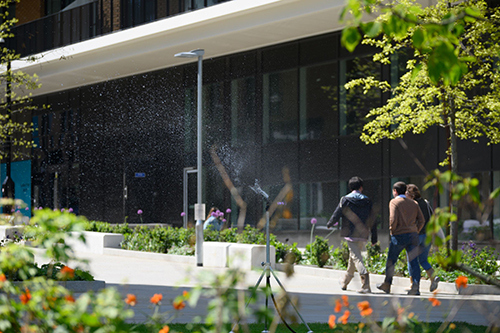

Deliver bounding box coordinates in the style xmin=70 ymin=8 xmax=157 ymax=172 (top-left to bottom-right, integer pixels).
xmin=203 ymin=242 xmax=275 ymax=270
xmin=66 ymin=231 xmax=124 ymax=254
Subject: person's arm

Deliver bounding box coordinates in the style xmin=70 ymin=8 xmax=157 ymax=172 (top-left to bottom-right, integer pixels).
xmin=389 ymin=200 xmax=397 ymax=234
xmin=416 ymin=205 xmax=425 ymax=232
xmin=327 ymin=198 xmax=344 ymax=228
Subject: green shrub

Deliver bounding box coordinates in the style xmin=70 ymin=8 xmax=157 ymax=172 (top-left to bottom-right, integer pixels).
xmin=304 ymin=236 xmax=331 ymax=268
xmin=273 ymin=240 xmax=302 ymax=264
xmin=329 ymin=240 xmax=348 ymax=269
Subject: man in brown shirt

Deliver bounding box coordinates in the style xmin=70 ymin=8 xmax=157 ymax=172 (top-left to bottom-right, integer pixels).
xmin=377 ymin=181 xmax=425 ymax=295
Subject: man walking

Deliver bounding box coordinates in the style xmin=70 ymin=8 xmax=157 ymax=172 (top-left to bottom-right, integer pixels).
xmin=327 ymin=176 xmax=373 ymax=293
xmin=377 ymin=181 xmax=425 ymax=295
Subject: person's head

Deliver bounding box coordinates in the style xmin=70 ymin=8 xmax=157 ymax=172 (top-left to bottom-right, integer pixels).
xmin=206 ymin=207 xmax=219 ymax=220
xmin=406 ymin=184 xmax=421 ymax=200
xmin=348 ymin=176 xmax=364 ymax=192
xmin=393 ymin=181 xmax=407 ymax=197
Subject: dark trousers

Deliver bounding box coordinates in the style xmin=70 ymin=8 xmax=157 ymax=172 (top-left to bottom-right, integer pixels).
xmin=384 ymin=232 xmax=420 ymax=285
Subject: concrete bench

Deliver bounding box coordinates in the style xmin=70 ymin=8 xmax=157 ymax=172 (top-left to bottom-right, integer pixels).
xmin=203 ymin=241 xmax=275 ymax=270
xmin=66 ymin=231 xmax=124 ymax=254
xmin=0 ymin=225 xmax=24 ymax=241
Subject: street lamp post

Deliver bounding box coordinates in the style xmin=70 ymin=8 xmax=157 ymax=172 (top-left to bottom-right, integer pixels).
xmin=175 ymin=49 xmax=205 ymax=267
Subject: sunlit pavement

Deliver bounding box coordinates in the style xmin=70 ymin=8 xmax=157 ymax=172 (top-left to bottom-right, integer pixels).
xmin=32 ymin=250 xmax=500 ymax=327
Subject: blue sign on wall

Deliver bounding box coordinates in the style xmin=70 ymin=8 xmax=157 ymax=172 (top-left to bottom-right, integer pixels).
xmin=1 ymin=160 xmax=31 ymax=217
xmin=135 ymin=172 xmax=146 ymax=178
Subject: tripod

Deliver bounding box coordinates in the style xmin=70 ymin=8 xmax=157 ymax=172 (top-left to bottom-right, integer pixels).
xmin=232 ymin=183 xmax=313 ymax=333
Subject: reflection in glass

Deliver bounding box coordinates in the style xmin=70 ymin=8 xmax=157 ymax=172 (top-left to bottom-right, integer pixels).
xmin=300 ymin=62 xmax=338 ymax=140
xmin=299 ymin=182 xmax=339 ymax=230
xmin=263 ymin=69 xmax=298 ymax=144
xmin=340 ymin=57 xmax=382 ymax=136
xmin=203 ymin=82 xmax=225 ymax=148
xmin=231 ymin=77 xmax=256 ymax=146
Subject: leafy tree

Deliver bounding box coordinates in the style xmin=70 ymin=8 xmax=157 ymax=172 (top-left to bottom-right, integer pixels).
xmin=340 ymin=0 xmax=500 ymax=250
xmin=0 ymin=0 xmax=42 ymax=162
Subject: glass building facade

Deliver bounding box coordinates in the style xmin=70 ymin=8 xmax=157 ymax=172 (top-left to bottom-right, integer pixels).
xmin=24 ymin=29 xmax=500 ymax=236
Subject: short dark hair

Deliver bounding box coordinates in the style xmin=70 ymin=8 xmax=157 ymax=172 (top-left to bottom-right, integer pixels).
xmin=406 ymin=184 xmax=421 ymax=199
xmin=348 ymin=176 xmax=363 ymax=191
xmin=393 ymin=181 xmax=407 ymax=195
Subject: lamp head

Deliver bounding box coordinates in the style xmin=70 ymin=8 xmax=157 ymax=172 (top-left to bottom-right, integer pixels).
xmin=174 ymin=49 xmax=204 ymax=58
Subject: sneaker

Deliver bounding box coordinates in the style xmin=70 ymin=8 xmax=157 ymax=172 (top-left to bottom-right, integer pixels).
xmin=407 ymin=288 xmax=420 ymax=296
xmin=430 ymin=276 xmax=440 ymax=292
xmin=376 ymin=282 xmax=391 ymax=294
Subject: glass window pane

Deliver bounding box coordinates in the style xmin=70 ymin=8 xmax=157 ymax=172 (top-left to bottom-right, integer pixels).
xmin=194 ymin=0 xmax=204 ymax=9
xmin=299 ymin=62 xmax=338 ymax=140
xmin=144 ymin=0 xmax=155 ymax=22
xmin=184 ymin=87 xmax=196 ymax=155
xmin=299 ymin=182 xmax=339 ymax=229
xmin=203 ymin=82 xmax=225 ymax=148
xmin=340 ymin=57 xmax=381 ymax=136
xmin=231 ymin=76 xmax=256 ymax=146
xmin=263 ymin=69 xmax=298 ymax=144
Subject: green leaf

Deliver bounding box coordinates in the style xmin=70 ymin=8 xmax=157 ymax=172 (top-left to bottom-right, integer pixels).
xmin=412 ymin=28 xmax=425 ymax=49
xmin=341 ymin=27 xmax=361 ymax=53
xmin=361 ymin=21 xmax=381 ymax=38
xmin=410 ymin=63 xmax=422 ymax=82
xmin=490 ymin=187 xmax=500 ymax=200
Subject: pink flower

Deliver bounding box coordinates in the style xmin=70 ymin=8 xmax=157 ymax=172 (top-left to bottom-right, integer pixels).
xmin=137 ymin=209 xmax=143 ymax=215
xmin=217 ymin=211 xmax=224 ymax=217
xmin=222 ymin=219 xmax=226 ymax=222
xmin=211 ymin=212 xmax=217 ymax=217
xmin=311 ymin=218 xmax=317 ymax=225
xmin=25 ymin=207 xmax=29 ymax=211
xmin=226 ymin=208 xmax=231 ymax=213
xmin=69 ymin=208 xmax=74 ymax=212
xmin=180 ymin=212 xmax=186 ymax=217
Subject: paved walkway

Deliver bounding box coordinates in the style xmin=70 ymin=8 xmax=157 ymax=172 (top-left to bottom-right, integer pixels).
xmin=33 ymin=250 xmax=500 ymax=328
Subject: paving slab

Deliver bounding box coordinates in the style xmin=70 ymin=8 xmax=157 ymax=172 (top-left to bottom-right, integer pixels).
xmin=32 ymin=249 xmax=500 ymax=327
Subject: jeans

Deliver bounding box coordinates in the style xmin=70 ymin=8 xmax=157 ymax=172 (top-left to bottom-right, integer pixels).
xmin=407 ymin=234 xmax=432 ymax=278
xmin=384 ymin=232 xmax=420 ymax=285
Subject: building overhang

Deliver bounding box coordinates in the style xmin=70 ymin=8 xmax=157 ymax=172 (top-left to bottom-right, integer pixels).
xmin=14 ymin=0 xmax=348 ymax=97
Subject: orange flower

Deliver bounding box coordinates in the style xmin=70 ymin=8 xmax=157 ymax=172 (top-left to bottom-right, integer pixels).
xmin=65 ymin=295 xmax=75 ymax=303
xmin=0 ymin=274 xmax=6 ymax=282
xmin=159 ymin=326 xmax=170 ymax=333
xmin=338 ymin=310 xmax=350 ymax=324
xmin=20 ymin=289 xmax=32 ymax=304
xmin=150 ymin=293 xmax=163 ymax=304
xmin=408 ymin=312 xmax=414 ymax=319
xmin=173 ymin=299 xmax=186 ymax=310
xmin=334 ymin=299 xmax=342 ymax=312
xmin=125 ymin=294 xmax=137 ymax=306
xmin=357 ymin=301 xmax=373 ymax=317
xmin=449 ymin=323 xmax=456 ymax=329
xmin=428 ymin=297 xmax=441 ymax=307
xmin=183 ymin=290 xmax=190 ymax=298
xmin=328 ymin=315 xmax=336 ymax=329
xmin=341 ymin=295 xmax=349 ymax=307
xmin=60 ymin=266 xmax=75 ymax=279
xmin=456 ymin=276 xmax=468 ymax=289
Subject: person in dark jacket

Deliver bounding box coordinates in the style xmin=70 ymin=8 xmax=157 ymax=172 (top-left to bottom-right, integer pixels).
xmin=406 ymin=184 xmax=440 ymax=292
xmin=327 ymin=176 xmax=374 ymax=293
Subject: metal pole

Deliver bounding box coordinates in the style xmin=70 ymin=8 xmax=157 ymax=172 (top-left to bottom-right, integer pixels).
xmin=195 ymin=53 xmax=204 ymax=267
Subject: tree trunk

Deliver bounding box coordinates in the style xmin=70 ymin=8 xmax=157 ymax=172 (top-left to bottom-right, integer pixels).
xmin=449 ymin=104 xmax=459 ymax=251
xmin=443 ymin=87 xmax=459 ymax=251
